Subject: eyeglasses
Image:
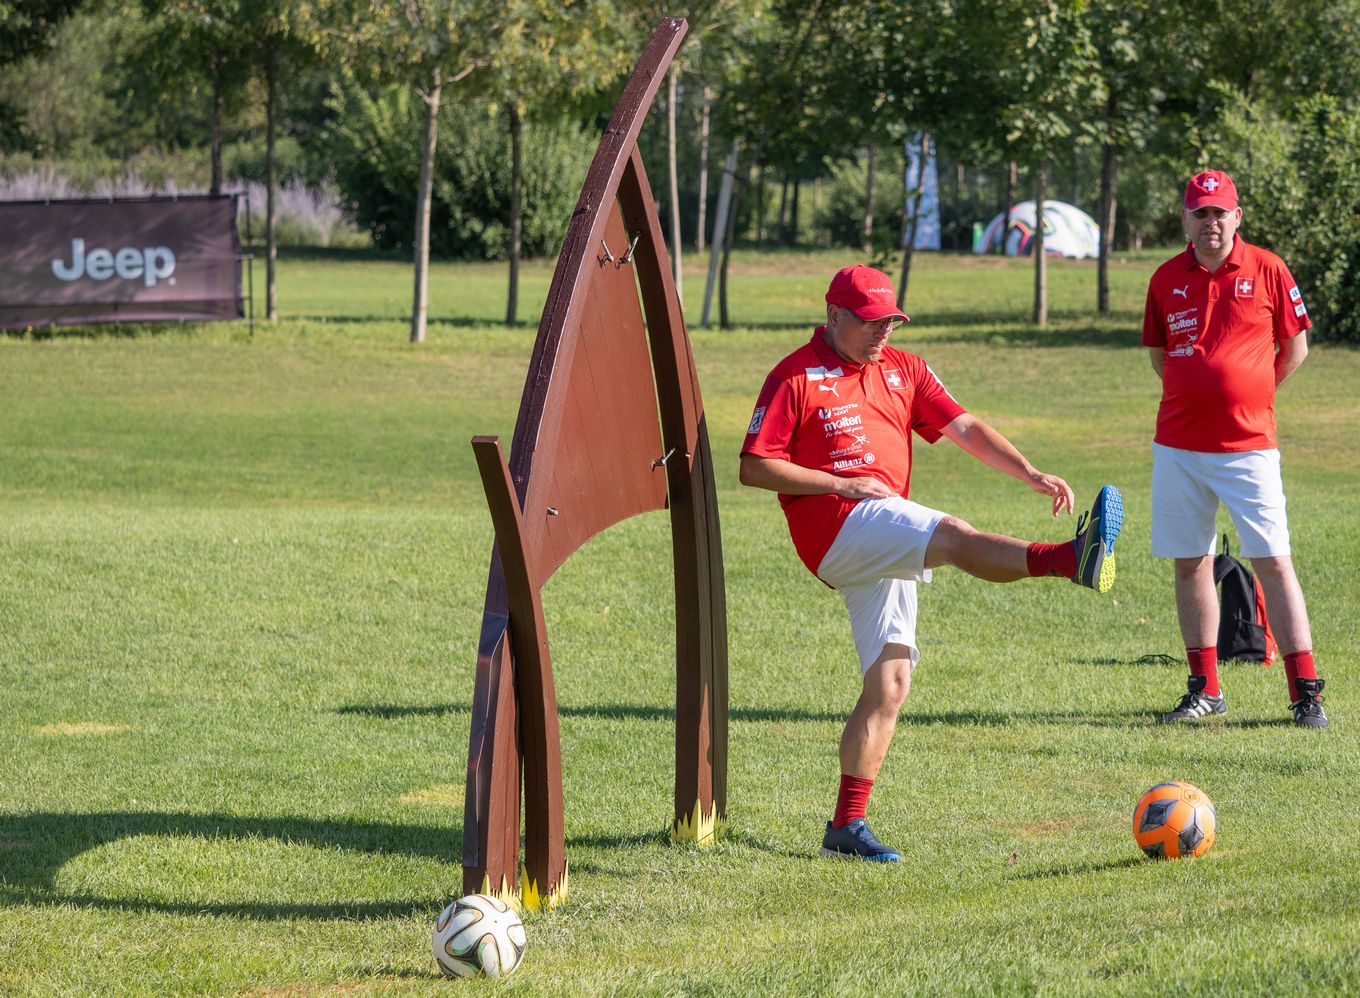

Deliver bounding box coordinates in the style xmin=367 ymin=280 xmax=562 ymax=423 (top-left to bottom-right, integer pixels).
xmin=1190 ymin=207 xmax=1233 ymax=220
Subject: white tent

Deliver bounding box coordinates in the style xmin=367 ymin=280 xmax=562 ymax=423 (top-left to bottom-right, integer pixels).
xmin=975 ymin=200 xmax=1100 ymax=258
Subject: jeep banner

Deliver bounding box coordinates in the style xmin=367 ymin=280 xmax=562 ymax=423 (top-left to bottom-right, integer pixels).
xmin=0 ymin=195 xmax=243 ymax=330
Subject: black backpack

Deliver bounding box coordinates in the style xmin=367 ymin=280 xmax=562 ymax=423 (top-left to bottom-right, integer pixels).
xmin=1213 ymin=533 xmax=1277 ymax=664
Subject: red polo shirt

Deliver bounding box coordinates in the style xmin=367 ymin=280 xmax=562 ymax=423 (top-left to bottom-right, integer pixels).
xmin=741 ymin=329 xmax=966 ymax=576
xmin=1142 ymin=237 xmax=1310 ymax=452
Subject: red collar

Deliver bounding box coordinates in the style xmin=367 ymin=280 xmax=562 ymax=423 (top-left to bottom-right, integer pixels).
xmin=1184 ymin=235 xmax=1246 ymax=274
xmin=810 ymin=326 xmax=865 ymax=374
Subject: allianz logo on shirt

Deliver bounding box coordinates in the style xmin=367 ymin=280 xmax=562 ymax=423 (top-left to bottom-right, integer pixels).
xmin=51 ymin=238 xmax=178 ymax=287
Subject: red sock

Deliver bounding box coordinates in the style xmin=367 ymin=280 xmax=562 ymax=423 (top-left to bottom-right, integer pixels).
xmin=1284 ymin=650 xmax=1317 ymax=700
xmin=1026 ymin=541 xmax=1077 ymax=578
xmin=1188 ymin=646 xmax=1220 ymax=697
xmin=832 ymin=774 xmax=874 ymax=828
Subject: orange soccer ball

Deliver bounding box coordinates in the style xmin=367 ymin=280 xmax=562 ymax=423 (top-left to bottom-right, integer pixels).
xmin=1132 ymin=781 xmax=1217 ymax=860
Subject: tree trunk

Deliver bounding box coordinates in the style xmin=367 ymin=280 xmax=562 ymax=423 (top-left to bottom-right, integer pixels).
xmin=1001 ymin=159 xmax=1016 ymax=255
xmin=210 ymin=57 xmax=223 ymax=196
xmin=1032 ymin=160 xmax=1048 ymax=327
xmin=789 ymin=177 xmax=800 ymax=246
xmin=505 ymin=102 xmax=523 ymax=326
xmin=1097 ymin=139 xmax=1117 ymax=314
xmin=776 ymin=174 xmax=789 ymax=247
xmin=411 ymin=68 xmax=442 ymax=344
xmin=896 ymin=131 xmax=930 ymax=309
xmin=695 ymin=84 xmax=711 ymax=252
xmin=720 ymin=159 xmax=746 ymax=330
xmin=667 ymin=64 xmax=682 ymax=305
xmin=862 ymin=141 xmax=877 ymax=254
xmin=701 ymin=139 xmax=739 ymax=329
xmin=755 ymin=164 xmax=766 ymax=243
xmin=813 ymin=176 xmax=821 ymax=244
xmin=265 ymin=40 xmax=278 ymax=322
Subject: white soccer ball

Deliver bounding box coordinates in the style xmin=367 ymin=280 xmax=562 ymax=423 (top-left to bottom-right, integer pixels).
xmin=431 ymin=893 xmax=527 ymax=979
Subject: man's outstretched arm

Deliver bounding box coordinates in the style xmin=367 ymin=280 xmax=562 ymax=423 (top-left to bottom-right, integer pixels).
xmin=739 ymin=454 xmax=895 ymax=500
xmin=938 ymin=413 xmax=1074 ymax=516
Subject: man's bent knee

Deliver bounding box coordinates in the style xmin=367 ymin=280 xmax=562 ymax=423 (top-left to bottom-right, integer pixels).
xmin=863 ymin=645 xmax=914 ymax=712
xmin=925 ymin=516 xmax=973 ymax=568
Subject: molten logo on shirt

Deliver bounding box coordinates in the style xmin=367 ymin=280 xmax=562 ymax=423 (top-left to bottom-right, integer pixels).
xmin=1235 ymin=277 xmax=1255 ymax=298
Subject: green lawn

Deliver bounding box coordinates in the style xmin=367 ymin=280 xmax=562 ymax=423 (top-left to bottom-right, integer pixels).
xmin=2 ymin=249 xmax=1358 ymax=995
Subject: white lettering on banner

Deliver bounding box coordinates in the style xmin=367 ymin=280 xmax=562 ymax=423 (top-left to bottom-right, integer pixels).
xmin=805 ymin=365 xmax=844 ymax=381
xmin=823 ymin=413 xmax=863 ymax=436
xmin=746 ymin=406 xmax=766 ymax=434
xmin=51 ymin=238 xmax=177 ymax=288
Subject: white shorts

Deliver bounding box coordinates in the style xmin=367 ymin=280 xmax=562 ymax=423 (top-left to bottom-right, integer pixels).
xmin=1150 ymin=443 xmax=1290 ymax=559
xmin=816 ymin=497 xmax=948 ymax=675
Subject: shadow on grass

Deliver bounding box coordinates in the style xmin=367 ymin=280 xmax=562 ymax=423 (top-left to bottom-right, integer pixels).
xmin=337 ymin=701 xmax=1155 ymax=729
xmin=0 ymin=810 xmax=460 ymax=921
xmin=1017 ymin=856 xmax=1146 ymax=880
xmin=338 ymin=701 xmax=850 ymax=724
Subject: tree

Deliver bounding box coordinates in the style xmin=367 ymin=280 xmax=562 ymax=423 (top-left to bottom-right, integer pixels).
xmin=985 ymin=0 xmax=1102 ymax=326
xmin=483 ymin=0 xmax=625 ymax=326
xmin=311 ymin=0 xmax=505 ymax=343
xmin=137 ymin=0 xmax=254 ymax=195
xmin=0 ymin=0 xmax=84 ymax=64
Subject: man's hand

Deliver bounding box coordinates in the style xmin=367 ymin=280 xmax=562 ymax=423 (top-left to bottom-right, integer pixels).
xmin=833 ymin=476 xmax=897 ymax=500
xmin=1027 ymin=471 xmax=1075 ymax=517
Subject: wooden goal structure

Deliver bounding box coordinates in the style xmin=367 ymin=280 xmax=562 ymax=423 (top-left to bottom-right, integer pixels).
xmin=463 ymin=17 xmax=727 ymax=911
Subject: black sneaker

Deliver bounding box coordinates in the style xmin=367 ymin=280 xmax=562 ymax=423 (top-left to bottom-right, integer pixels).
xmin=819 ymin=818 xmax=902 ymax=862
xmin=1291 ymin=677 xmax=1329 ymax=728
xmin=1072 ymin=484 xmax=1123 ymax=594
xmin=1161 ymin=674 xmax=1227 ymax=723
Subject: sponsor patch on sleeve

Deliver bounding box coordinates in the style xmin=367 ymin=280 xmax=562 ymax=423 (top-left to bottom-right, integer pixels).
xmin=1289 ymin=285 xmax=1302 ymax=302
xmin=746 ymin=406 xmax=766 ymax=435
xmin=1294 ymin=303 xmax=1307 ymax=317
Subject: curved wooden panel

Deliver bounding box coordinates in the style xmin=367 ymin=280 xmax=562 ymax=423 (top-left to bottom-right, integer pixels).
xmin=618 ymin=149 xmax=729 ymax=839
xmin=463 ymin=17 xmax=729 ymax=909
xmin=507 ymin=19 xmax=686 ymax=582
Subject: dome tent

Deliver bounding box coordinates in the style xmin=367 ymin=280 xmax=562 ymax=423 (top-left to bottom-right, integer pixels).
xmin=975 ymin=200 xmax=1100 ymax=258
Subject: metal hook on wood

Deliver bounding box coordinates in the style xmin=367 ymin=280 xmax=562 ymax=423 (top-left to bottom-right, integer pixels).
xmin=598 ymin=239 xmax=615 ymax=267
xmin=617 ymin=233 xmax=641 ymax=268
xmin=650 ymin=447 xmax=677 ymax=470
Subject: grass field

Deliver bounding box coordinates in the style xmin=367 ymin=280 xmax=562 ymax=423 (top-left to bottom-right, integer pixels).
xmin=2 ymin=248 xmax=1358 ymax=995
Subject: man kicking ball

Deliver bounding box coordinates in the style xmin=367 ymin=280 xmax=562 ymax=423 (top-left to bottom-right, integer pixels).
xmin=740 ymin=265 xmax=1122 ymax=862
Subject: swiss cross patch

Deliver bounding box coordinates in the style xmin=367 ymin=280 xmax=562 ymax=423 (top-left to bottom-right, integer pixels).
xmin=1235 ymin=277 xmax=1255 ymax=298
xmin=883 ymin=368 xmax=905 ymax=390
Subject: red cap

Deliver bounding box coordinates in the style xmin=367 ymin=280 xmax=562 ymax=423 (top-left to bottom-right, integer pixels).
xmin=825 ymin=265 xmax=910 ymax=323
xmin=1184 ymin=170 xmax=1238 ymax=211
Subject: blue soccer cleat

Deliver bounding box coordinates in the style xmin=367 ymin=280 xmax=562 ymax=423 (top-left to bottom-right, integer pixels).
xmin=819 ymin=818 xmax=902 ymax=862
xmin=1072 ymin=483 xmax=1123 ymax=594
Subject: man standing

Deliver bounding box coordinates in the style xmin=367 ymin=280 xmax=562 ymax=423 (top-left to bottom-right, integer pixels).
xmin=1143 ymin=169 xmax=1328 ymax=728
xmin=741 ymin=264 xmax=1122 ymax=862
